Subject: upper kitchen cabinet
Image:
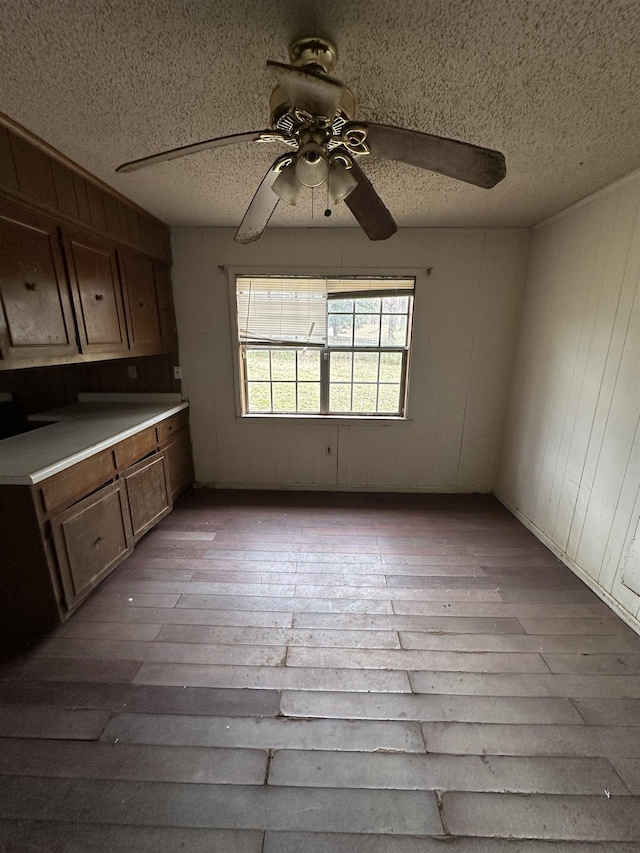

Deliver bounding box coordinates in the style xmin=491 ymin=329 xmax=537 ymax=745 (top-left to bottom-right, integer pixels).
xmin=62 ymin=229 xmax=129 ymax=355
xmin=0 ymin=116 xmax=180 ymax=369
xmin=0 ymin=196 xmax=78 ymax=362
xmin=118 ymin=248 xmax=163 ymax=356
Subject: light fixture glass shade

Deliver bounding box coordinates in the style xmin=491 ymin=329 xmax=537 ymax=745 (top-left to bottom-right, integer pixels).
xmin=272 ymin=164 xmax=303 ymax=206
xmin=328 ymin=161 xmax=358 ymax=203
xmin=295 ymin=142 xmax=329 ymax=188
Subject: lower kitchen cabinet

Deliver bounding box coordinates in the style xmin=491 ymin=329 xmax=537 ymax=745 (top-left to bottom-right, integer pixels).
xmin=51 ymin=480 xmax=133 ymax=609
xmin=122 ymin=452 xmax=172 ymax=541
xmin=155 ymin=408 xmax=193 ymax=501
xmin=161 ymin=423 xmax=193 ymax=501
xmin=0 ymin=408 xmax=193 ymax=635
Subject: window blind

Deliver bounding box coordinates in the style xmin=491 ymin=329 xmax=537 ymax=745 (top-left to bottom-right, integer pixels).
xmin=236 ymin=276 xmax=415 ymax=345
xmin=236 ymin=276 xmax=327 ymax=345
xmin=325 ymin=277 xmax=415 ymax=294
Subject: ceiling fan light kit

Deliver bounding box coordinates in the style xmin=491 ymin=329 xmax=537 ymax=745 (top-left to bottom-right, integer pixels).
xmin=116 ymin=36 xmax=506 ymax=244
xmin=328 ymin=159 xmax=358 ymax=204
xmin=272 ymin=162 xmax=303 ymax=206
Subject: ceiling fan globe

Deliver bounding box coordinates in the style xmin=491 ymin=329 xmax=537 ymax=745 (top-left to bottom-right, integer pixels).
xmin=272 ymin=162 xmax=303 ymax=206
xmin=328 ymin=160 xmax=358 ymax=204
xmin=295 ymin=141 xmax=329 ymax=188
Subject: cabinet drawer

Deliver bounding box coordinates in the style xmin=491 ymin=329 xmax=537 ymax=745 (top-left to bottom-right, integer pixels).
xmin=41 ymin=448 xmax=115 ymax=514
xmin=114 ymin=426 xmax=157 ymax=469
xmin=157 ymin=409 xmax=188 ymax=444
xmin=51 ymin=480 xmax=132 ymax=608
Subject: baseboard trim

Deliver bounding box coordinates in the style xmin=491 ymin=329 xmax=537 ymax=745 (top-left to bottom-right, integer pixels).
xmin=495 ymin=492 xmax=640 ymax=636
xmin=195 ymin=481 xmax=491 ymax=494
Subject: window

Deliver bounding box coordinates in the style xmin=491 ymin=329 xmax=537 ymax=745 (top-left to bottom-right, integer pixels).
xmin=235 ymin=275 xmax=415 ymax=417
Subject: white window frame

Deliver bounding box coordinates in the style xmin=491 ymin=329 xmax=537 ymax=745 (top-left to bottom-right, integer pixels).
xmin=228 ymin=267 xmax=425 ymax=422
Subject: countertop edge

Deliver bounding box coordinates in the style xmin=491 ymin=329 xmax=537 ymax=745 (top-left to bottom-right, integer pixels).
xmin=0 ymin=401 xmax=189 ymax=487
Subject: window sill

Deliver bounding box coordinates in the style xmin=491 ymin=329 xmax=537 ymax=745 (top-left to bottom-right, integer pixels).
xmin=237 ymin=414 xmax=413 ymax=425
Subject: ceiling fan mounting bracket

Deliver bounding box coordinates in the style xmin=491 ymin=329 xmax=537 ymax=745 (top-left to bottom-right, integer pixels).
xmin=289 ymin=37 xmax=338 ymax=75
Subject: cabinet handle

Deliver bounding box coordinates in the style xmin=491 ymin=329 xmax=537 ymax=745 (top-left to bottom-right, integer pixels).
xmin=25 ymin=282 xmax=37 ymax=291
xmin=95 ymin=293 xmax=104 ymax=301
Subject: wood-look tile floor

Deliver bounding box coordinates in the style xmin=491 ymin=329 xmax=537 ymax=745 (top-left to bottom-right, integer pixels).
xmin=2 ymin=489 xmax=640 ymax=851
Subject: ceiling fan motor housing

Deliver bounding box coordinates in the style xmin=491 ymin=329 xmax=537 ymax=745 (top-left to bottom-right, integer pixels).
xmin=269 ymin=36 xmax=355 ymax=129
xmin=289 ymin=37 xmax=338 ymax=74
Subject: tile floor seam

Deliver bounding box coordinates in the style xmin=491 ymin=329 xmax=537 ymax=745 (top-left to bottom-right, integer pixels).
xmin=435 ymin=789 xmax=449 ymax=835
xmin=569 ymin=696 xmax=592 ymax=724
xmin=607 ymin=758 xmax=635 ymax=795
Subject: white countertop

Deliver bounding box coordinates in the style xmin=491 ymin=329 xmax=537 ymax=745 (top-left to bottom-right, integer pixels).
xmin=0 ymin=394 xmax=188 ymax=485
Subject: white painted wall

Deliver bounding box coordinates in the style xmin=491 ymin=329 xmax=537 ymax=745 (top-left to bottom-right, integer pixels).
xmin=171 ymin=227 xmax=528 ymax=492
xmin=495 ymin=172 xmax=640 ymax=631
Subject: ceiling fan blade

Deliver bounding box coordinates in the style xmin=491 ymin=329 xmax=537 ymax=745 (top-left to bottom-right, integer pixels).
xmin=361 ymin=123 xmax=506 ymax=189
xmin=116 ymin=130 xmax=276 ymax=173
xmin=267 ymin=61 xmax=344 ymax=118
xmin=234 ymin=160 xmax=284 ymax=244
xmin=344 ymin=160 xmax=398 ymax=241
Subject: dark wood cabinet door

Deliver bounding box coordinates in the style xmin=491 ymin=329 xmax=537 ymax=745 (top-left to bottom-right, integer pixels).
xmin=62 ymin=229 xmax=129 ymax=354
xmin=0 ymin=197 xmax=78 ymax=360
xmin=51 ymin=480 xmax=133 ymax=610
xmin=122 ymin=452 xmax=172 ymax=541
xmin=163 ymin=429 xmax=194 ymax=501
xmin=119 ymin=248 xmax=162 ymax=354
xmin=155 ymin=262 xmax=178 ymax=352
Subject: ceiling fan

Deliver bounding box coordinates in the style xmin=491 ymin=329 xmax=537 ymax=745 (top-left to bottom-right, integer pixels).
xmin=116 ymin=37 xmax=506 ymax=244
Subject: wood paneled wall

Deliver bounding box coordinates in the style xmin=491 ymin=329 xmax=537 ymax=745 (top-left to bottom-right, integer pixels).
xmin=496 ymin=171 xmax=640 ymax=632
xmin=0 ymin=353 xmax=180 ymax=416
xmin=0 ymin=113 xmax=170 ymax=262
xmin=170 ymin=227 xmax=529 ymax=493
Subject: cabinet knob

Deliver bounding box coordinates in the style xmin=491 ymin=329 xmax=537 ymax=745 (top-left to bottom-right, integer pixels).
xmin=94 ymin=536 xmax=103 ymax=546
xmin=95 ymin=293 xmax=104 ymax=301
xmin=25 ymin=282 xmax=37 ymax=291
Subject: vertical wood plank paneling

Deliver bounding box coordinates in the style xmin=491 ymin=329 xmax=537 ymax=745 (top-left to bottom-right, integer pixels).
xmin=0 ymin=119 xmax=170 ymax=262
xmin=140 ymin=217 xmax=157 ymax=256
xmin=0 ymin=127 xmax=19 ymax=189
xmin=428 ymin=232 xmax=486 ymax=488
xmin=559 ymin=194 xmax=639 ymax=554
xmin=599 ymin=426 xmax=640 ymax=605
xmin=51 ymin=160 xmax=79 ymax=220
xmin=103 ymin=193 xmax=122 ymax=241
xmin=0 ymin=354 xmax=179 ymax=415
xmin=171 ymin=228 xmax=528 ymax=491
xmin=575 ymin=283 xmax=640 ymax=571
xmin=496 ymin=173 xmax=640 ymax=627
xmin=497 ymin=209 xmax=592 ymax=520
xmin=117 ymin=200 xmax=131 ymax=244
xmin=540 ymin=199 xmax=611 ymax=539
xmin=178 ymin=229 xmax=221 ymax=484
xmin=456 ymin=231 xmax=528 ymax=490
xmin=531 ymin=198 xmax=611 ymax=529
xmin=86 ymin=183 xmax=107 ymax=233
xmin=72 ymin=173 xmax=92 ymax=226
xmin=9 ymin=133 xmax=57 ymax=209
xmin=126 ymin=208 xmax=142 ymax=250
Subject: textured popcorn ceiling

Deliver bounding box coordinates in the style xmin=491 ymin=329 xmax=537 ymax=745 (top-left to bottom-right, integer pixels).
xmin=1 ymin=0 xmax=639 ymax=229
